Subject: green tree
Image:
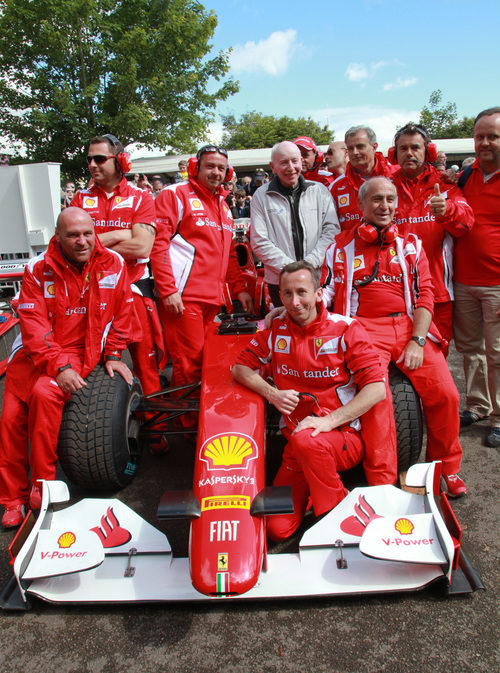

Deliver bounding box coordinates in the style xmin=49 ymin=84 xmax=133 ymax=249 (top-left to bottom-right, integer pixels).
xmin=221 ymin=111 xmax=334 ymax=150
xmin=0 ymin=0 xmax=238 ymax=177
xmin=419 ymin=90 xmax=474 ymax=139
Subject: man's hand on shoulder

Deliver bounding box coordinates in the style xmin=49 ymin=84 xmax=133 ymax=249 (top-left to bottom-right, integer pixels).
xmin=162 ymin=292 xmax=184 ymax=315
xmin=56 ymin=368 xmax=87 ymax=394
xmin=105 ymin=360 xmax=133 ymax=386
xmin=264 ymin=305 xmax=286 ymax=329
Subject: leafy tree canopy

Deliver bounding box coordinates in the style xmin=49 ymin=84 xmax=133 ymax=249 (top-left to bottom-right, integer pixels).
xmin=221 ymin=111 xmax=334 ymax=150
xmin=419 ymin=90 xmax=474 ymax=139
xmin=0 ymin=0 xmax=238 ymax=177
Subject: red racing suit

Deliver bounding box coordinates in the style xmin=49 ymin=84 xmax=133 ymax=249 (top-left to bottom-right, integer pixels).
xmin=151 ymin=177 xmax=247 ymax=389
xmin=236 ymin=303 xmax=388 ymax=540
xmin=71 ymin=178 xmax=165 ymax=394
xmin=392 ymin=164 xmax=474 ymax=346
xmin=329 ymin=153 xmax=397 ymax=231
xmin=0 ymin=237 xmax=135 ymax=507
xmin=303 ymin=166 xmax=334 ymax=187
xmin=321 ymin=228 xmax=462 ymax=476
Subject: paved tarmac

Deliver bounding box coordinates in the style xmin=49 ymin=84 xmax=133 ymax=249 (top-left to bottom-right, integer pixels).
xmin=0 ymin=346 xmax=498 ymax=673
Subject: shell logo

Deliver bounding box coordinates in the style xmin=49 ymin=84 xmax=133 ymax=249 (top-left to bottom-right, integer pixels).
xmin=336 ymin=251 xmax=345 ymax=262
xmin=84 ymin=197 xmax=96 ymax=208
xmin=276 ymin=338 xmax=288 ymax=350
xmin=339 ymin=195 xmax=349 ymax=206
xmin=200 ymin=432 xmax=258 ymax=471
xmin=57 ymin=531 xmax=76 ymax=549
xmin=191 ymin=199 xmax=202 ymax=209
xmin=394 ymin=517 xmax=414 ymax=535
xmin=47 ymin=283 xmax=55 ymax=296
xmin=354 ymin=258 xmax=362 ymax=269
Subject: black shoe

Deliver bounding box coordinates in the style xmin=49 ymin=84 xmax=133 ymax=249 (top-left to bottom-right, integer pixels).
xmin=485 ymin=427 xmax=500 ymax=448
xmin=459 ymin=410 xmax=487 ymax=427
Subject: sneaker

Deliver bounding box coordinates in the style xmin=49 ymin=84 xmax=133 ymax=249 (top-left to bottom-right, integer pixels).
xmin=2 ymin=504 xmax=26 ymax=529
xmin=485 ymin=427 xmax=500 ymax=448
xmin=442 ymin=474 xmax=467 ymax=498
xmin=459 ymin=410 xmax=487 ymax=427
xmin=29 ymin=485 xmax=42 ymax=510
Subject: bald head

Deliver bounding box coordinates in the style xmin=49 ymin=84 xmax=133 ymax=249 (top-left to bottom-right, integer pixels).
xmin=358 ymin=177 xmax=397 ymax=229
xmin=270 ymin=141 xmax=302 ymax=188
xmin=55 ymin=207 xmax=95 ymax=267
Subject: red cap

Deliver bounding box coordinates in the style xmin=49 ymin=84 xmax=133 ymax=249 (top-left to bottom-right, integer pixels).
xmin=293 ymin=136 xmax=317 ymax=152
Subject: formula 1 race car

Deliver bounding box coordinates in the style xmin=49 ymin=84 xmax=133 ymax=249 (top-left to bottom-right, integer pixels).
xmin=0 ymin=315 xmax=483 ymax=610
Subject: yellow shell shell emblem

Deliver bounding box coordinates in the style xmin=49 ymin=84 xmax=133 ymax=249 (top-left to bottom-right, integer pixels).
xmin=201 ymin=433 xmax=257 ymax=469
xmin=394 ymin=518 xmax=414 ymax=535
xmin=276 ymin=338 xmax=288 ymax=350
xmin=57 ymin=531 xmax=76 ymax=549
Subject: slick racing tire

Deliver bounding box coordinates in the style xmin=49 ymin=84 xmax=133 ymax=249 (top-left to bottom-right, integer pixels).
xmin=58 ymin=365 xmax=143 ymax=490
xmin=389 ymin=363 xmax=423 ymax=472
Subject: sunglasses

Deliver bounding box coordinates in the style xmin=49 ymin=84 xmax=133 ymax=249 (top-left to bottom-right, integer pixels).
xmin=197 ymin=145 xmax=228 ymax=160
xmin=86 ymin=154 xmax=115 ymax=165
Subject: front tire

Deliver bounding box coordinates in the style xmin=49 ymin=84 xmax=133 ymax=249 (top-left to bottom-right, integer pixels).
xmin=58 ymin=365 xmax=143 ymax=490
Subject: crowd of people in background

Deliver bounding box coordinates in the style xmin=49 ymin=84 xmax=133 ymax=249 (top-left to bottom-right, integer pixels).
xmin=1 ymin=108 xmax=498 ymax=532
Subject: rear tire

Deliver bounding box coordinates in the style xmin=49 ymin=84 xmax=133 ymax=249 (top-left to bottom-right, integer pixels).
xmin=58 ymin=365 xmax=143 ymax=490
xmin=389 ymin=364 xmax=423 ymax=472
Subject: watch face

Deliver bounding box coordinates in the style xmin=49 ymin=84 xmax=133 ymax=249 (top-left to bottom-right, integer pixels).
xmin=412 ymin=336 xmax=426 ymax=347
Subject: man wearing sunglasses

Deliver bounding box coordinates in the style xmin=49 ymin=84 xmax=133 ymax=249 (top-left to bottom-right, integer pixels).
xmin=325 ymin=141 xmax=348 ymax=179
xmin=71 ymin=135 xmax=165 ymax=400
xmin=232 ymin=260 xmax=387 ymax=540
xmin=151 ymin=145 xmax=252 ymax=413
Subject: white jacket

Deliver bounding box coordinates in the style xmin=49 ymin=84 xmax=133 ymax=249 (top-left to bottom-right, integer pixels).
xmin=250 ymin=176 xmax=339 ymax=284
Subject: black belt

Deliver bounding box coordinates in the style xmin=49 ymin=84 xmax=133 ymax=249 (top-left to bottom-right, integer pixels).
xmin=388 ymin=312 xmax=403 ymax=317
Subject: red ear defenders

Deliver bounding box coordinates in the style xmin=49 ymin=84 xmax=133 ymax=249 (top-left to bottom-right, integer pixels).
xmin=187 ymin=145 xmax=233 ymax=182
xmin=388 ymin=124 xmax=438 ymax=165
xmin=103 ymin=134 xmax=132 ymax=175
xmin=357 ymin=220 xmax=398 ymax=244
xmin=388 ymin=143 xmax=437 ymax=165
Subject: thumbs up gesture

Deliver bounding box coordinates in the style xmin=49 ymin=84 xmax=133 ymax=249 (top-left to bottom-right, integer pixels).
xmin=429 ymin=183 xmax=447 ymax=217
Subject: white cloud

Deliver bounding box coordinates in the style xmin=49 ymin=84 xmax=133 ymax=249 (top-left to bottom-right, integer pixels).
xmin=306 ymin=105 xmax=421 ymax=147
xmin=229 ymin=29 xmax=298 ymax=76
xmin=382 ymin=76 xmax=418 ymax=91
xmin=345 ymin=60 xmax=394 ymax=83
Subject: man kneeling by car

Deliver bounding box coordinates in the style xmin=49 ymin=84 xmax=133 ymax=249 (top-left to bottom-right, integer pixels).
xmin=232 ymin=261 xmax=391 ymax=541
xmin=0 ymin=208 xmax=136 ymax=529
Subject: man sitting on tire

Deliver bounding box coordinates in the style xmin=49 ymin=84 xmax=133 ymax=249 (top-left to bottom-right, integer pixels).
xmin=232 ymin=261 xmax=388 ymax=541
xmin=0 ymin=208 xmax=135 ymax=528
xmin=321 ymin=177 xmax=466 ymax=498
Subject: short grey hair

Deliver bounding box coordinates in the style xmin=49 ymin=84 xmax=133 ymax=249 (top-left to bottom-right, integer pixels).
xmin=345 ymin=126 xmax=377 ymax=144
xmin=358 ymin=177 xmax=396 ymax=204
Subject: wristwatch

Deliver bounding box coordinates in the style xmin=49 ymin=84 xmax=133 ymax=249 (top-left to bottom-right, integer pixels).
xmin=58 ymin=363 xmax=72 ymax=372
xmin=411 ymin=336 xmax=426 ymax=347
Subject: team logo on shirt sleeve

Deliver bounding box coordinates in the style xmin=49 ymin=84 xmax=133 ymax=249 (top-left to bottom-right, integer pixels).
xmin=314 ymin=337 xmax=339 ymax=358
xmin=338 ymin=194 xmax=350 ymax=208
xmin=83 ymin=196 xmax=98 ymax=208
xmin=274 ymin=335 xmax=291 ymax=354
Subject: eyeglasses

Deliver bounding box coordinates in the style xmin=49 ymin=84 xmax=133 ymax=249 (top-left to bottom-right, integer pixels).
xmin=86 ymin=154 xmax=115 ymax=165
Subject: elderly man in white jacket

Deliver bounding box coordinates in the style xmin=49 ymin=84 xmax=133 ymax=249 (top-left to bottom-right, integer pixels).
xmin=250 ymin=141 xmax=339 ymax=307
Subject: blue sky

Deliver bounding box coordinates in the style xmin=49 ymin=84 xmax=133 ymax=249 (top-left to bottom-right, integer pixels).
xmin=202 ymin=0 xmax=499 ymax=146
